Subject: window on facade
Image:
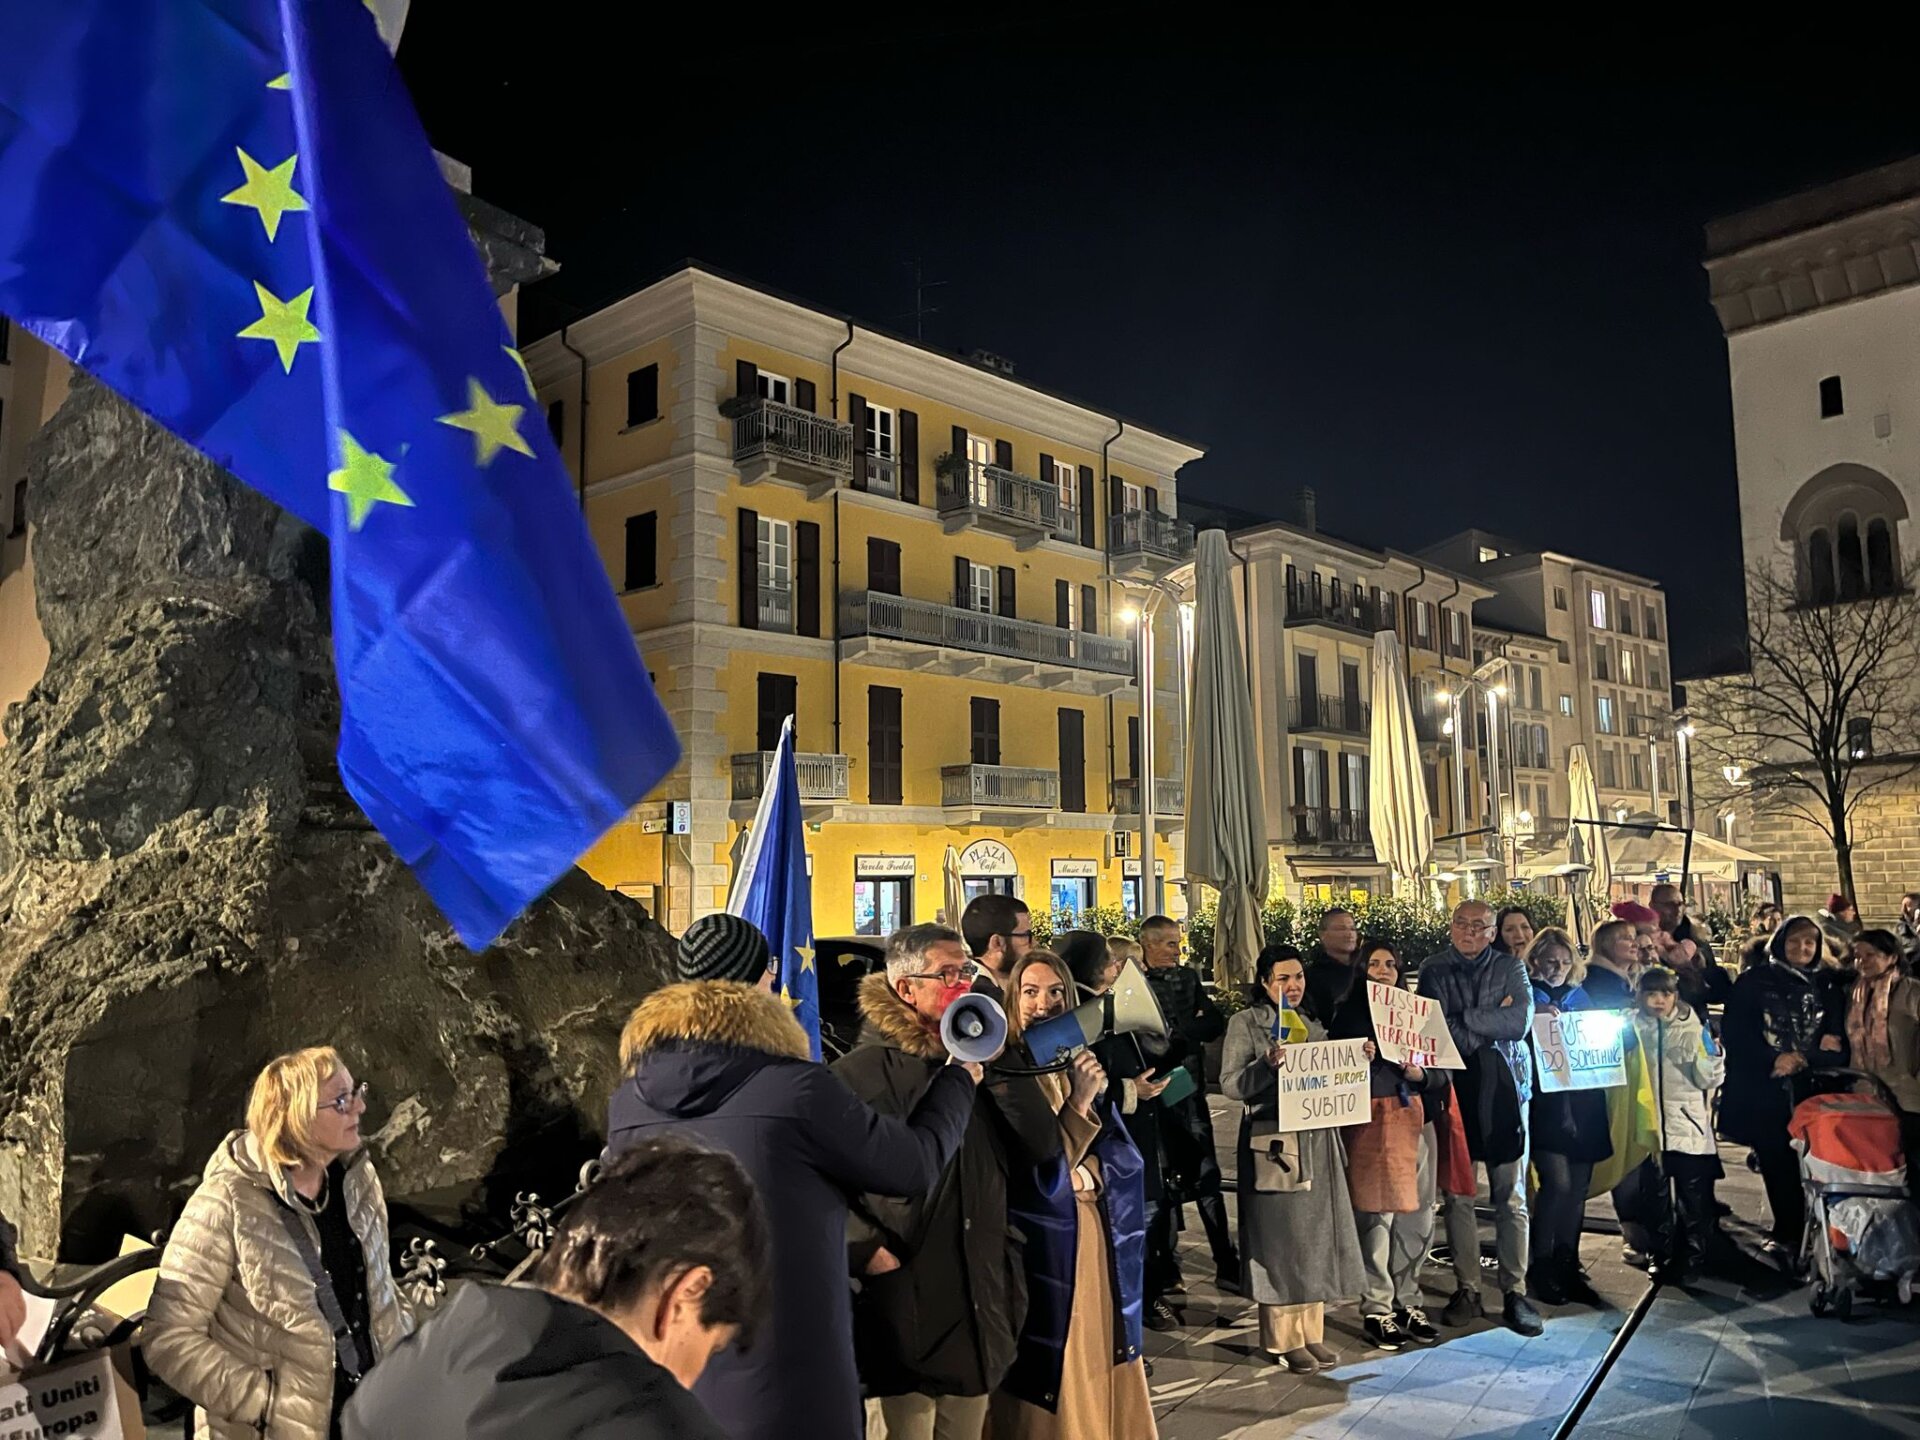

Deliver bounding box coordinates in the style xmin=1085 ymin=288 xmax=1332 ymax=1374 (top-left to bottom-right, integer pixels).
xmin=1054 ymin=459 xmax=1077 ymax=516
xmin=626 ymin=364 xmax=660 ymax=426
xmin=1533 ymin=724 xmax=1549 ymax=772
xmin=865 ymin=403 xmax=895 ymax=457
xmin=868 ymin=686 xmax=903 ymax=804
xmin=1560 ymin=694 xmax=1573 ymax=717
xmin=1628 ymin=749 xmax=1644 ymax=789
xmin=1790 ymin=465 xmax=1909 ymax=605
xmin=1589 ymin=588 xmax=1608 ymax=629
xmin=1644 ymin=605 xmax=1661 ymax=639
xmin=1597 ymin=695 xmax=1615 ymax=734
xmin=753 ymin=370 xmax=790 ymax=407
xmin=1820 ymin=375 xmax=1844 ymax=418
xmin=1344 ymin=753 xmax=1367 ymax=814
xmin=1414 ymin=601 xmax=1432 ymax=647
xmin=1594 ymin=643 xmax=1611 ymax=682
xmin=757 ymin=517 xmax=792 ymax=631
xmin=623 ymin=511 xmax=657 ymax=591
xmin=1618 ymin=602 xmax=1634 ymax=636
xmin=1649 ymin=659 xmax=1665 ymax=692
xmin=1447 ymin=609 xmax=1466 ymax=656
xmin=970 ymin=697 xmax=1002 ymax=766
xmin=1478 ymin=545 xmax=1500 ymax=562
xmin=1299 ymin=746 xmax=1326 ymax=809
xmin=1122 ymin=480 xmax=1144 ymax=513
xmin=1848 ymin=717 xmax=1874 ymax=761
xmin=1553 ymin=586 xmax=1568 ymax=611
xmin=1620 ymin=647 xmax=1636 ymax=687
xmin=967 ymin=562 xmax=994 ymax=614
xmin=1600 ymin=747 xmax=1619 ymax=789
xmin=1867 ymin=519 xmax=1897 ymax=595
xmin=756 ymin=673 xmax=797 ymax=752
xmin=855 ymin=879 xmax=911 ymax=936
xmin=1837 ymin=514 xmax=1867 ymax=600
xmin=1529 ymin=667 xmax=1544 ymax=712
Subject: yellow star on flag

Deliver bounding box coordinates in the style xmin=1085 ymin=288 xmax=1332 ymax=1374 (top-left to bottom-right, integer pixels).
xmin=267 ymin=73 xmax=292 ymax=91
xmin=503 ymin=345 xmax=538 ymax=399
xmin=222 ymin=148 xmax=308 ymax=242
xmin=437 ymin=377 xmax=533 ymax=467
xmin=780 ymin=990 xmax=804 ymax=1012
xmin=795 ymin=944 xmax=815 ymax=974
xmin=328 ymin=431 xmax=412 ymax=531
xmin=236 ymin=282 xmax=320 ymax=373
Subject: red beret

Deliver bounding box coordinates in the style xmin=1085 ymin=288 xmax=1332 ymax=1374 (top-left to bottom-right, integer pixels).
xmin=1611 ymin=901 xmax=1659 ymax=926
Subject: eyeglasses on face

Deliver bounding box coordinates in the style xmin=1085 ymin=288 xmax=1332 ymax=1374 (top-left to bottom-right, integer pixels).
xmin=907 ymin=963 xmax=980 ymax=986
xmin=320 ymin=1082 xmax=370 ymax=1115
xmin=1452 ymin=917 xmax=1494 ymax=934
xmin=1007 ymin=930 xmax=1033 ymax=942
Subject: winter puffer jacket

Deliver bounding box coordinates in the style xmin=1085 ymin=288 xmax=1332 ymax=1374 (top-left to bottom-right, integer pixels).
xmin=1632 ymin=1003 xmax=1726 ymax=1157
xmin=147 ymin=1132 xmax=411 ymax=1440
xmin=1720 ymin=915 xmax=1851 ymax=1147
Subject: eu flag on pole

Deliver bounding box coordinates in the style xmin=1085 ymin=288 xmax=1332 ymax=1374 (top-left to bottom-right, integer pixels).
xmin=727 ymin=717 xmax=820 ymax=1060
xmin=0 ymin=1 xmax=679 ymax=947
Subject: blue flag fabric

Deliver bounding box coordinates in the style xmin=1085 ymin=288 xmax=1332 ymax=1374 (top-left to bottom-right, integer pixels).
xmin=0 ymin=1 xmax=679 ymax=947
xmin=728 ymin=718 xmax=820 ymax=1060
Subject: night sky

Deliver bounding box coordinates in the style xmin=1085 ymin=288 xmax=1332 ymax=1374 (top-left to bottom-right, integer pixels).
xmin=399 ymin=22 xmax=1920 ymax=678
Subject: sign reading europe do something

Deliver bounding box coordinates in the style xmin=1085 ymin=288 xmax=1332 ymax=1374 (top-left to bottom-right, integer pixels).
xmin=1533 ymin=1010 xmax=1629 ymax=1094
xmin=1274 ymin=1039 xmax=1372 ymax=1131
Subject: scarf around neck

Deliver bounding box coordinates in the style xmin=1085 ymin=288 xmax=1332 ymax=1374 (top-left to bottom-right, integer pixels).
xmin=1848 ymin=970 xmax=1899 ymax=1074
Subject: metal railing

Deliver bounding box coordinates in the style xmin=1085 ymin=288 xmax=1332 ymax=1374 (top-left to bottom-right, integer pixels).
xmin=757 ymin=583 xmax=793 ymax=633
xmin=1109 ymin=510 xmax=1196 ymax=561
xmin=863 ymin=452 xmax=900 ymax=497
xmin=942 ymin=764 xmax=1059 ymax=809
xmin=936 ymin=458 xmax=1071 ymax=538
xmin=1290 ymin=693 xmax=1370 ymax=734
xmin=840 ymin=590 xmax=1134 ymax=675
xmin=728 ymin=397 xmax=854 ymax=475
xmin=1290 ymin=806 xmax=1370 ymax=845
xmin=731 ymin=751 xmax=851 ymax=802
xmin=1285 ymin=580 xmax=1385 ymax=634
xmin=1111 ymin=777 xmax=1185 ymax=815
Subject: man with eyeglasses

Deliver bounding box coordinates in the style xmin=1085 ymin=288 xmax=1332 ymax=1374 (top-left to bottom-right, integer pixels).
xmin=833 ymin=924 xmax=1061 ymax=1440
xmin=960 ymin=894 xmax=1033 ymax=1000
xmin=1419 ymin=900 xmax=1541 ymax=1336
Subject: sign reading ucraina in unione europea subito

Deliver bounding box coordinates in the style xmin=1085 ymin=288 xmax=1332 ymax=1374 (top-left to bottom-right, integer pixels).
xmin=1273 ymin=1038 xmax=1372 ymax=1131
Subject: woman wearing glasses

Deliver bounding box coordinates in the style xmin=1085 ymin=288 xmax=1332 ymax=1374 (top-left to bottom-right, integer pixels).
xmin=148 ymin=1047 xmax=411 ymax=1440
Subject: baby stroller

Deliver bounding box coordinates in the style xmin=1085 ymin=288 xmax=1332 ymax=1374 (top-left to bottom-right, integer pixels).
xmin=1787 ymin=1070 xmax=1920 ymax=1317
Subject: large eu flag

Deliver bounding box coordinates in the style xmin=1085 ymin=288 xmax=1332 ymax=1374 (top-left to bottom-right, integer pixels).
xmin=0 ymin=2 xmax=679 ymax=947
xmin=727 ymin=718 xmax=820 ymax=1059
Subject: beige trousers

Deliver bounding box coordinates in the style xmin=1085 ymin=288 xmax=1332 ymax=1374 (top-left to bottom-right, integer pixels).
xmin=1259 ymin=1300 xmax=1325 ymax=1353
xmin=865 ymin=1392 xmax=991 ymax=1440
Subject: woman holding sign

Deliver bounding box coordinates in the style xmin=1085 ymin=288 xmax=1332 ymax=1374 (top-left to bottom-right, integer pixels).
xmin=1222 ymin=946 xmax=1368 ymax=1373
xmin=1524 ymin=928 xmax=1612 ymax=1306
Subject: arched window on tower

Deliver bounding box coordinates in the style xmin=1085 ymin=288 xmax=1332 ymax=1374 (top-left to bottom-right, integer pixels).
xmin=1867 ymin=518 xmax=1896 ymax=596
xmin=1837 ymin=513 xmax=1866 ymax=600
xmin=1807 ymin=527 xmax=1836 ymax=605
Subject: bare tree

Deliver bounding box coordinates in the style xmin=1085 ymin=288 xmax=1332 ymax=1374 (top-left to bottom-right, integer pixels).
xmin=1686 ymin=560 xmax=1920 ymax=903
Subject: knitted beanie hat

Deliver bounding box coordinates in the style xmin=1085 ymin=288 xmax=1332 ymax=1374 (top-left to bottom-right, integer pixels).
xmin=678 ymin=913 xmax=772 ymax=984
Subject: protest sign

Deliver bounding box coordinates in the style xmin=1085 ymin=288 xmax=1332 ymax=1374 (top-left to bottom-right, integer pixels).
xmin=1533 ymin=1009 xmax=1629 ymax=1094
xmin=0 ymin=1347 xmax=145 ymax=1438
xmin=1367 ymin=982 xmax=1465 ymax=1070
xmin=1274 ymin=1038 xmax=1372 ymax=1131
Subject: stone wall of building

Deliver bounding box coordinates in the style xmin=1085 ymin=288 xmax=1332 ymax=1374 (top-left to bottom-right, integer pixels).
xmin=1741 ymin=767 xmax=1920 ymax=922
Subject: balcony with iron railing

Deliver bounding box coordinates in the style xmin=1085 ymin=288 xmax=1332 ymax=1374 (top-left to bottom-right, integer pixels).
xmin=730 ymin=751 xmax=852 ymax=804
xmin=1290 ymin=806 xmax=1370 ymax=847
xmin=1290 ymin=693 xmax=1370 ymax=736
xmin=1285 ymin=580 xmax=1386 ymax=636
xmin=839 ymin=590 xmax=1135 ymax=684
xmin=935 ymin=456 xmax=1075 ymax=547
xmin=942 ymin=764 xmax=1060 ymax=810
xmin=725 ymin=397 xmax=855 ymax=492
xmin=1111 ymin=777 xmax=1185 ymax=816
xmin=862 ymin=451 xmax=900 ymax=498
xmin=1109 ymin=510 xmax=1196 ymax=578
xmin=756 ymin=583 xmax=793 ymax=634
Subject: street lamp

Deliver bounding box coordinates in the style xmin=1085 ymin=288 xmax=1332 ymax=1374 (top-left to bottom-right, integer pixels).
xmin=1437 ymin=687 xmax=1468 ymax=868
xmin=1675 ymin=722 xmax=1695 ymax=830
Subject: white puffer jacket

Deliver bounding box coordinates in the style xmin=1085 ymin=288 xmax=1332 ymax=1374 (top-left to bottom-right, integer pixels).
xmin=1632 ymin=1004 xmax=1726 ymax=1157
xmin=146 ymin=1131 xmax=411 ymax=1439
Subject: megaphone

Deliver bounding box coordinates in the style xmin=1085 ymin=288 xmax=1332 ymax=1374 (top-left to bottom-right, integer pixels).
xmin=1021 ymin=959 xmax=1168 ymax=1068
xmin=940 ymin=992 xmax=1009 ymax=1065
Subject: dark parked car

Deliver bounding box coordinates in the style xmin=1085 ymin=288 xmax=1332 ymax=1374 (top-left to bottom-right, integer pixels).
xmin=815 ymin=936 xmax=887 ymax=1057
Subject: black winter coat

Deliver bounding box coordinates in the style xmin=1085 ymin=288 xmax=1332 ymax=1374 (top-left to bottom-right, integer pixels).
xmin=1304 ymin=947 xmax=1360 ymax=1027
xmin=342 ymin=1283 xmax=724 ymax=1440
xmin=1720 ymin=953 xmax=1850 ymax=1148
xmin=832 ymin=974 xmax=1062 ymax=1399
xmin=607 ymin=981 xmax=973 ymax=1440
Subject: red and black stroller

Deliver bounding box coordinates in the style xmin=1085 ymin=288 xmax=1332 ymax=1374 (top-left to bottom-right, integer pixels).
xmin=1787 ymin=1070 xmax=1920 ymax=1317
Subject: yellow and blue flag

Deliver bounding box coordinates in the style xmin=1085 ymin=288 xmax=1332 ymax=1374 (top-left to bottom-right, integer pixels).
xmin=0 ymin=1 xmax=679 ymax=947
xmin=727 ymin=718 xmax=820 ymax=1059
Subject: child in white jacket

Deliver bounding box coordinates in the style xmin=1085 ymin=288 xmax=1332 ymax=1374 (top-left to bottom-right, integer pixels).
xmin=1620 ymin=965 xmax=1728 ymax=1283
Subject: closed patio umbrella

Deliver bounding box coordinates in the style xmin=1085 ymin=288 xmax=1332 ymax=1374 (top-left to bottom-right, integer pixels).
xmin=942 ymin=844 xmax=965 ymax=928
xmin=1367 ymin=631 xmax=1432 ymax=898
xmin=1183 ymin=529 xmax=1268 ymax=986
xmin=1565 ymin=743 xmax=1612 ymax=945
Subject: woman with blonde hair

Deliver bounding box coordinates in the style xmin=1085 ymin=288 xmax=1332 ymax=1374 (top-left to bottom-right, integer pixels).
xmin=994 ymin=950 xmax=1155 ymax=1440
xmin=148 ymin=1048 xmax=410 ymax=1439
xmin=1524 ymin=928 xmax=1612 ymax=1305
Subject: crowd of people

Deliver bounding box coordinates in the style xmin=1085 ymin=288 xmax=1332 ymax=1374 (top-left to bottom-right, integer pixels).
xmin=67 ymin=880 xmax=1914 ymax=1439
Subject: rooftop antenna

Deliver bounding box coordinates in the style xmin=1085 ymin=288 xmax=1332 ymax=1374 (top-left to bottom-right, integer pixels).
xmin=892 ymin=258 xmax=947 ymax=341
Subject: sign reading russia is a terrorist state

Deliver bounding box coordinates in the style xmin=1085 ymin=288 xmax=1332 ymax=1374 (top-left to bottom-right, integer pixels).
xmin=1274 ymin=1039 xmax=1372 ymax=1131
xmin=1367 ymin=982 xmax=1465 ymax=1070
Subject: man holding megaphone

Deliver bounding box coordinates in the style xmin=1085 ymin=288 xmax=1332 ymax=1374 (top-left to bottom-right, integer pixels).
xmin=833 ymin=925 xmax=1065 ymax=1440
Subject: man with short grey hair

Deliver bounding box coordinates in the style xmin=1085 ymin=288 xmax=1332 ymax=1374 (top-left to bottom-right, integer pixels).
xmin=1420 ymin=900 xmax=1541 ymax=1337
xmin=834 ymin=922 xmax=1059 ymax=1440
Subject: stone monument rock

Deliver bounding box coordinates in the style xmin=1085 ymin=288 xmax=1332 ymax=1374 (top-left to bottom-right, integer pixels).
xmin=0 ymin=204 xmax=674 ymax=1261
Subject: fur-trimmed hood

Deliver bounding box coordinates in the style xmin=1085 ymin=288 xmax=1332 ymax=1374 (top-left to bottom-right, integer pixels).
xmin=856 ymin=970 xmax=945 ymax=1060
xmin=616 ymin=981 xmax=812 ymax=1124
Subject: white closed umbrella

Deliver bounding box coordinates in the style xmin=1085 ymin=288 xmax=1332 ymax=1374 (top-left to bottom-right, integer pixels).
xmin=1183 ymin=530 xmax=1268 ymax=986
xmin=1565 ymin=743 xmax=1612 ymax=945
xmin=942 ymin=845 xmax=965 ymax=928
xmin=1367 ymin=631 xmax=1432 ymax=898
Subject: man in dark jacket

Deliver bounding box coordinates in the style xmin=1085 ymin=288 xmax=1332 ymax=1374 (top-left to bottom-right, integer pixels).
xmin=1138 ymin=914 xmax=1238 ymax=1314
xmin=1304 ymin=906 xmax=1362 ymax=1022
xmin=608 ymin=976 xmax=977 ymax=1440
xmin=1651 ymin=883 xmax=1732 ymax=1014
xmin=344 ymin=1137 xmax=765 ymax=1440
xmin=833 ymin=924 xmax=1062 ymax=1439
xmin=1420 ymin=900 xmax=1542 ymax=1337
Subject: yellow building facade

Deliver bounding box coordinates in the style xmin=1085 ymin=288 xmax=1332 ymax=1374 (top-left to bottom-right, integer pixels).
xmin=524 ymin=266 xmax=1201 ymax=937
